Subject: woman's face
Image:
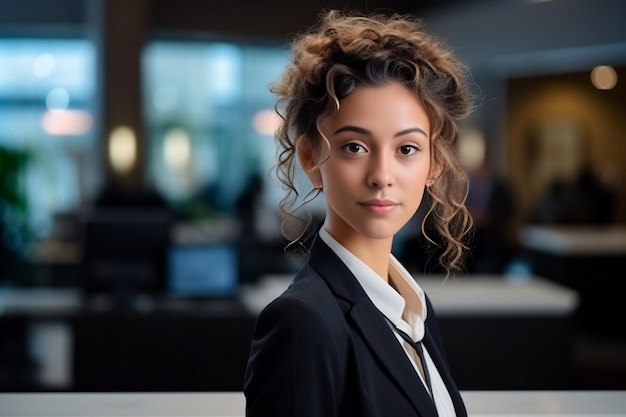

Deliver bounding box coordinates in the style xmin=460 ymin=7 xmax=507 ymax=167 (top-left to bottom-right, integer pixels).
xmin=311 ymin=82 xmax=435 ymax=248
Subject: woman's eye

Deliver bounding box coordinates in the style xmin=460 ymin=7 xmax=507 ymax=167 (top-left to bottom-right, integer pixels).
xmin=399 ymin=145 xmax=418 ymax=155
xmin=344 ymin=143 xmax=364 ymax=153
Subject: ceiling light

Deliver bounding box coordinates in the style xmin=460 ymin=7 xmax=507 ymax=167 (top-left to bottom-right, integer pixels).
xmin=591 ymin=65 xmax=618 ymax=90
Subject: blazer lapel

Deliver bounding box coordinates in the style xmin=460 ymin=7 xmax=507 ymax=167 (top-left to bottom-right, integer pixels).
xmin=308 ymin=236 xmax=438 ymax=417
xmin=350 ymin=300 xmax=439 ymax=416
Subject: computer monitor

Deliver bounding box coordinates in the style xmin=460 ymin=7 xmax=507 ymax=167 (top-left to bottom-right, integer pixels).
xmin=167 ymin=243 xmax=239 ymax=298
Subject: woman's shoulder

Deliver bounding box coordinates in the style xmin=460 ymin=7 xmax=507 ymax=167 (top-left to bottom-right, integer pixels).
xmin=267 ymin=266 xmax=336 ymax=314
xmin=257 ymin=265 xmax=348 ymax=337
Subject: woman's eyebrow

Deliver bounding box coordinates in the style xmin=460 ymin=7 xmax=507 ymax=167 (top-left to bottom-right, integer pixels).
xmin=333 ymin=125 xmax=369 ymax=135
xmin=333 ymin=125 xmax=428 ymax=137
xmin=395 ymin=127 xmax=428 ymax=138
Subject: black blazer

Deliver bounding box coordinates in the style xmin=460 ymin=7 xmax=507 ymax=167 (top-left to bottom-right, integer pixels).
xmin=244 ymin=236 xmax=466 ymax=417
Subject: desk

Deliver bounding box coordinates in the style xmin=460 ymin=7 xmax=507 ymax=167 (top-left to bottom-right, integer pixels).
xmin=520 ymin=225 xmax=626 ymax=335
xmin=0 ymin=289 xmax=255 ymax=392
xmin=0 ymin=391 xmax=625 ymax=416
xmin=0 ymin=275 xmax=580 ymax=392
xmin=0 ymin=288 xmax=80 ymax=389
xmin=245 ymin=274 xmax=579 ymax=390
xmin=419 ymin=276 xmax=580 ymax=389
xmin=71 ymin=299 xmax=254 ymax=392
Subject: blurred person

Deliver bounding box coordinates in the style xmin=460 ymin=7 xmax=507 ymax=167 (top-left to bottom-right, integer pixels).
xmin=234 ymin=172 xmax=264 ymax=239
xmin=568 ymin=165 xmax=615 ymax=224
xmin=244 ymin=10 xmax=474 ymax=417
xmin=465 ymin=160 xmax=515 ymax=273
xmin=531 ymin=165 xmax=615 ymax=225
xmin=94 ymin=181 xmax=167 ymax=209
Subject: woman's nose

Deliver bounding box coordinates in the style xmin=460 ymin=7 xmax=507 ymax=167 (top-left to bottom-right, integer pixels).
xmin=367 ymin=154 xmax=394 ymax=188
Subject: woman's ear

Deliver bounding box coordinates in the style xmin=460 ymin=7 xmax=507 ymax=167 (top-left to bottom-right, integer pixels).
xmin=297 ymin=137 xmax=322 ymax=188
xmin=428 ymin=158 xmax=443 ymax=185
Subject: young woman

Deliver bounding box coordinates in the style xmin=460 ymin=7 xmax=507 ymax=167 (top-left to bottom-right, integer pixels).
xmin=244 ymin=9 xmax=474 ymax=417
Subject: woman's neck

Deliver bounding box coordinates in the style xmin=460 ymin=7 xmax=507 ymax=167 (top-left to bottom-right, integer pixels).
xmin=324 ymin=227 xmax=393 ymax=282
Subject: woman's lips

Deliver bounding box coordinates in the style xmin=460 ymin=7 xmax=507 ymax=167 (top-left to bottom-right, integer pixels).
xmin=360 ymin=199 xmax=399 ymax=215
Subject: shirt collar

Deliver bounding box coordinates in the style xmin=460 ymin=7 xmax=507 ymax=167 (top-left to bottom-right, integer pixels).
xmin=319 ymin=227 xmax=427 ymax=341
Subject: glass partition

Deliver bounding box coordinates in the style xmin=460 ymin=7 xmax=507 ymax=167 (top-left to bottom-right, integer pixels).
xmin=142 ymin=41 xmax=289 ymax=234
xmin=0 ymin=38 xmax=96 ymax=249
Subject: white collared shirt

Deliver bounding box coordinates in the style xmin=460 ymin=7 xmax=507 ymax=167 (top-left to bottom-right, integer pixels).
xmin=319 ymin=228 xmax=457 ymax=417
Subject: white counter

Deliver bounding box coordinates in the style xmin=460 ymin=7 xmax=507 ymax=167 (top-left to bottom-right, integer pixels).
xmin=0 ymin=274 xmax=579 ymax=318
xmin=520 ymin=225 xmax=626 ymax=255
xmin=417 ymin=274 xmax=578 ymax=316
xmin=245 ymin=274 xmax=579 ymax=317
xmin=0 ymin=391 xmax=624 ymax=416
xmin=463 ymin=391 xmax=626 ymax=416
xmin=0 ymin=288 xmax=80 ymax=316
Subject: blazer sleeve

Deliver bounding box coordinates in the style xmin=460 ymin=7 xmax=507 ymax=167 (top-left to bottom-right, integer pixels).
xmin=244 ymin=295 xmax=345 ymax=417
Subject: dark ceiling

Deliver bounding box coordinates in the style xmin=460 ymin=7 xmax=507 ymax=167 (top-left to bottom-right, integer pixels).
xmin=146 ymin=0 xmax=498 ymax=42
xmin=0 ymin=0 xmax=494 ymax=27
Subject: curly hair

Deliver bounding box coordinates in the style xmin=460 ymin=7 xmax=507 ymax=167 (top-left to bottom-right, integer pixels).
xmin=272 ymin=9 xmax=474 ymax=275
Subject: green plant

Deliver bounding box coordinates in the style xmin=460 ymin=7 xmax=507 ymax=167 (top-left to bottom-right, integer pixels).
xmin=0 ymin=146 xmax=31 ymax=252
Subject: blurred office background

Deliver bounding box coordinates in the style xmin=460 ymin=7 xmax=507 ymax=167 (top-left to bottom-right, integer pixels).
xmin=0 ymin=0 xmax=625 ymax=393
